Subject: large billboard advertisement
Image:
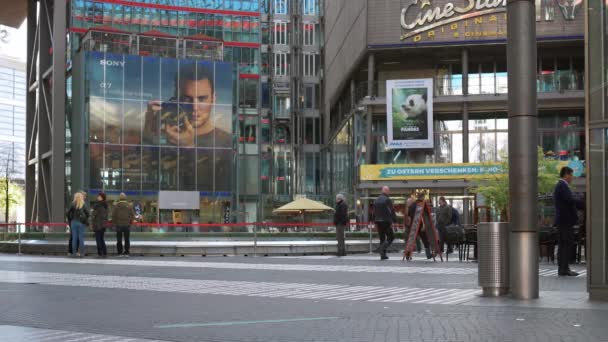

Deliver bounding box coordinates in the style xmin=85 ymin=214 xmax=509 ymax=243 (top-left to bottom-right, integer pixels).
xmin=386 ymin=79 xmax=433 ymax=149
xmin=85 ymin=51 xmax=234 ymax=195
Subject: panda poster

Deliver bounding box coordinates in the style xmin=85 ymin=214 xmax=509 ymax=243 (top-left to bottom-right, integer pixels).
xmin=386 ymin=79 xmax=434 ymax=149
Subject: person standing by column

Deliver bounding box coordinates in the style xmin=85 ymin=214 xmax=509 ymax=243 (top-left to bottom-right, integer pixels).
xmin=66 ymin=192 xmax=89 ymax=258
xmin=112 ymin=193 xmax=135 ymax=257
xmin=91 ymin=192 xmax=108 ymax=258
xmin=333 ymin=194 xmax=348 ymax=257
xmin=436 ymin=197 xmax=452 ymax=254
xmin=554 ymin=167 xmax=584 ymax=276
xmin=374 ymin=186 xmax=397 ymax=260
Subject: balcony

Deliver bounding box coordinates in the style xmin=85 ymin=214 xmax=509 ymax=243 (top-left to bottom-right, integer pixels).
xmin=435 ymin=71 xmax=584 ymax=96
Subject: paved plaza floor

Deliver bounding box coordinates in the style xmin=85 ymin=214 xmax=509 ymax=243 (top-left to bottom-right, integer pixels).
xmin=0 ymin=253 xmax=605 ymax=341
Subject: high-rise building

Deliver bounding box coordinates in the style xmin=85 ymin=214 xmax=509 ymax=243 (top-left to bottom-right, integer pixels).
xmin=25 ymin=0 xmax=324 ymax=223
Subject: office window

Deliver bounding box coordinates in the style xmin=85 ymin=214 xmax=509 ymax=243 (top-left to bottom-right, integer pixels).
xmin=303 ymin=0 xmax=319 ymax=15
xmin=274 ymin=0 xmax=288 ymax=14
xmin=303 ymin=53 xmax=316 ymax=77
xmin=239 ymin=78 xmax=258 ymax=109
xmin=273 ymin=21 xmax=288 ymax=45
xmin=274 ymin=52 xmax=288 ymax=76
xmin=303 ymin=23 xmax=315 ymax=46
xmin=274 ymin=95 xmax=291 ymax=118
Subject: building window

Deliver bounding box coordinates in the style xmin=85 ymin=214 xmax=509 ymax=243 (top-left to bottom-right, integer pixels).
xmin=304 ymin=117 xmax=320 ymax=144
xmin=303 ymin=23 xmax=315 ymax=46
xmin=274 ymin=0 xmax=288 ymax=14
xmin=274 ymin=95 xmax=291 ymax=118
xmin=273 ymin=21 xmax=288 ymax=45
xmin=239 ymin=78 xmax=257 ymax=109
xmin=434 ymin=120 xmax=464 ymax=163
xmin=468 ymin=116 xmax=509 ymax=162
xmin=303 ymin=84 xmax=319 ymax=109
xmin=303 ymin=53 xmax=316 ymax=77
xmin=274 ymin=52 xmax=288 ymax=76
xmin=303 ymin=0 xmax=319 ymax=15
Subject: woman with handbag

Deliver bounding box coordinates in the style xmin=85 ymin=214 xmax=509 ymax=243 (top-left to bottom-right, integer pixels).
xmin=66 ymin=192 xmax=89 ymax=257
xmin=91 ymin=192 xmax=108 ymax=258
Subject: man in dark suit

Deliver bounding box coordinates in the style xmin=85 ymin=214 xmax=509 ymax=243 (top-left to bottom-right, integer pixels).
xmin=333 ymin=194 xmax=349 ymax=257
xmin=554 ymin=166 xmax=584 ymax=276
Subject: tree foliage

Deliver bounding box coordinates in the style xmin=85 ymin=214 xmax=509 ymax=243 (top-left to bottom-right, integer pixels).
xmin=471 ymin=147 xmax=559 ymax=221
xmin=0 ymin=178 xmax=23 ymax=223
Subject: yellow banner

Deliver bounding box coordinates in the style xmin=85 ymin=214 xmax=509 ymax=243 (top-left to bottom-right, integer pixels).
xmin=360 ymin=163 xmax=504 ymax=181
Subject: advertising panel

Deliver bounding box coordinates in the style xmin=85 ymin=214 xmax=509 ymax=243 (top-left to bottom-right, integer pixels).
xmin=86 ymin=51 xmax=234 ymax=194
xmin=360 ymin=163 xmax=504 ymax=181
xmin=386 ymin=79 xmax=433 ymax=149
xmin=366 ymin=0 xmax=584 ymax=47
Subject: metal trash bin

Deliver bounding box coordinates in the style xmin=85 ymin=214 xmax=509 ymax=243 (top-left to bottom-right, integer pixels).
xmin=478 ymin=222 xmax=509 ymax=297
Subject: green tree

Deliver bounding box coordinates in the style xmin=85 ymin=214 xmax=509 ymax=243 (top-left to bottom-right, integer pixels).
xmin=0 ymin=146 xmax=23 ymax=223
xmin=471 ymin=147 xmax=559 ymax=221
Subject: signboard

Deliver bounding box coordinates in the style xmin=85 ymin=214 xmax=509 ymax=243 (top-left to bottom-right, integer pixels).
xmin=386 ymin=79 xmax=434 ymax=149
xmin=382 ymin=0 xmax=583 ymax=45
xmin=158 ymin=191 xmax=200 ymax=210
xmin=85 ymin=51 xmax=234 ymax=193
xmin=360 ymin=162 xmax=504 ymax=181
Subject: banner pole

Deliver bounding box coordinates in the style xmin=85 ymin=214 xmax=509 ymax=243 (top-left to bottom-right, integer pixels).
xmin=17 ymin=223 xmax=22 ymax=255
xmin=369 ymin=222 xmax=373 ymax=254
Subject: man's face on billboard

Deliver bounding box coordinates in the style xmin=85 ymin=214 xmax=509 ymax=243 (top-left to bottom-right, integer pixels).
xmin=180 ymin=78 xmax=214 ymax=130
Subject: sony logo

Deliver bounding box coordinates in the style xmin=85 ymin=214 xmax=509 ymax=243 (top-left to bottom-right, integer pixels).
xmin=100 ymin=60 xmax=125 ymax=67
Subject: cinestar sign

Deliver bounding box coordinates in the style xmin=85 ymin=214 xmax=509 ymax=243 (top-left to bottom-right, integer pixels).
xmin=400 ymin=0 xmax=581 ymax=41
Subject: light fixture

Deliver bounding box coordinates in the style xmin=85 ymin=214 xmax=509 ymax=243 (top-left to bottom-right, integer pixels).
xmin=383 ymin=61 xmax=400 ymax=65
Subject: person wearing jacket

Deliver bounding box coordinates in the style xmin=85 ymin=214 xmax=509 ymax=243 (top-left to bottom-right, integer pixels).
xmin=112 ymin=193 xmax=136 ymax=257
xmin=66 ymin=192 xmax=89 ymax=258
xmin=374 ymin=186 xmax=397 ymax=260
xmin=554 ymin=167 xmax=584 ymax=276
xmin=333 ymin=194 xmax=349 ymax=257
xmin=436 ymin=197 xmax=452 ymax=254
xmin=91 ymin=192 xmax=108 ymax=258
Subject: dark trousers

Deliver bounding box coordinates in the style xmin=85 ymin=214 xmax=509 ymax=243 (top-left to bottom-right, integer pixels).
xmin=116 ymin=225 xmax=131 ymax=255
xmin=95 ymin=230 xmax=107 ymax=256
xmin=68 ymin=235 xmax=78 ymax=254
xmin=377 ymin=222 xmax=394 ymax=256
xmin=336 ymin=224 xmax=346 ymax=257
xmin=558 ymin=225 xmax=574 ymax=274
xmin=437 ymin=225 xmax=447 ymax=253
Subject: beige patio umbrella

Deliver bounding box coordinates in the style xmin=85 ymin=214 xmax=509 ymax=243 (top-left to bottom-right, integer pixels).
xmin=273 ymin=198 xmax=335 ymax=223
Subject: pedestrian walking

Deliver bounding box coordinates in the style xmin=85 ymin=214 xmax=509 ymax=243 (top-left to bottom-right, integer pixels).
xmin=554 ymin=166 xmax=584 ymax=276
xmin=66 ymin=192 xmax=89 ymax=258
xmin=333 ymin=194 xmax=348 ymax=257
xmin=112 ymin=193 xmax=135 ymax=257
xmin=436 ymin=197 xmax=452 ymax=254
xmin=374 ymin=186 xmax=397 ymax=260
xmin=91 ymin=192 xmax=108 ymax=258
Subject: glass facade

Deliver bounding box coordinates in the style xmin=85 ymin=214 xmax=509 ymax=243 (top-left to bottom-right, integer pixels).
xmin=0 ymin=61 xmax=26 ymax=183
xmin=71 ymin=0 xmax=261 ymax=75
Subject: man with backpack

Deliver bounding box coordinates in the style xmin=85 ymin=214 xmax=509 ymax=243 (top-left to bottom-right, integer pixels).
xmin=112 ymin=193 xmax=136 ymax=257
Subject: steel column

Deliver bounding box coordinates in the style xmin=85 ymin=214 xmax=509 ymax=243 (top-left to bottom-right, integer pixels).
xmin=25 ymin=0 xmax=37 ymax=222
xmin=37 ymin=0 xmax=52 ymax=222
xmin=51 ymin=0 xmax=67 ymax=222
xmin=462 ymin=48 xmax=469 ymax=163
xmin=507 ymin=0 xmax=539 ymax=300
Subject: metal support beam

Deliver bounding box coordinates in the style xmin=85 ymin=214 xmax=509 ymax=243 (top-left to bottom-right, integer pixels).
xmin=462 ymin=48 xmax=469 ymax=163
xmin=25 ymin=0 xmax=37 ymax=222
xmin=507 ymin=0 xmax=539 ymax=300
xmin=37 ymin=0 xmax=52 ymax=222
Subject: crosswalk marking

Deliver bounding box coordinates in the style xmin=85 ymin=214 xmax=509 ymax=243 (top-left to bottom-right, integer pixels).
xmin=0 ymin=325 xmax=167 ymax=342
xmin=0 ymin=255 xmax=585 ymax=277
xmin=0 ymin=270 xmax=480 ymax=306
